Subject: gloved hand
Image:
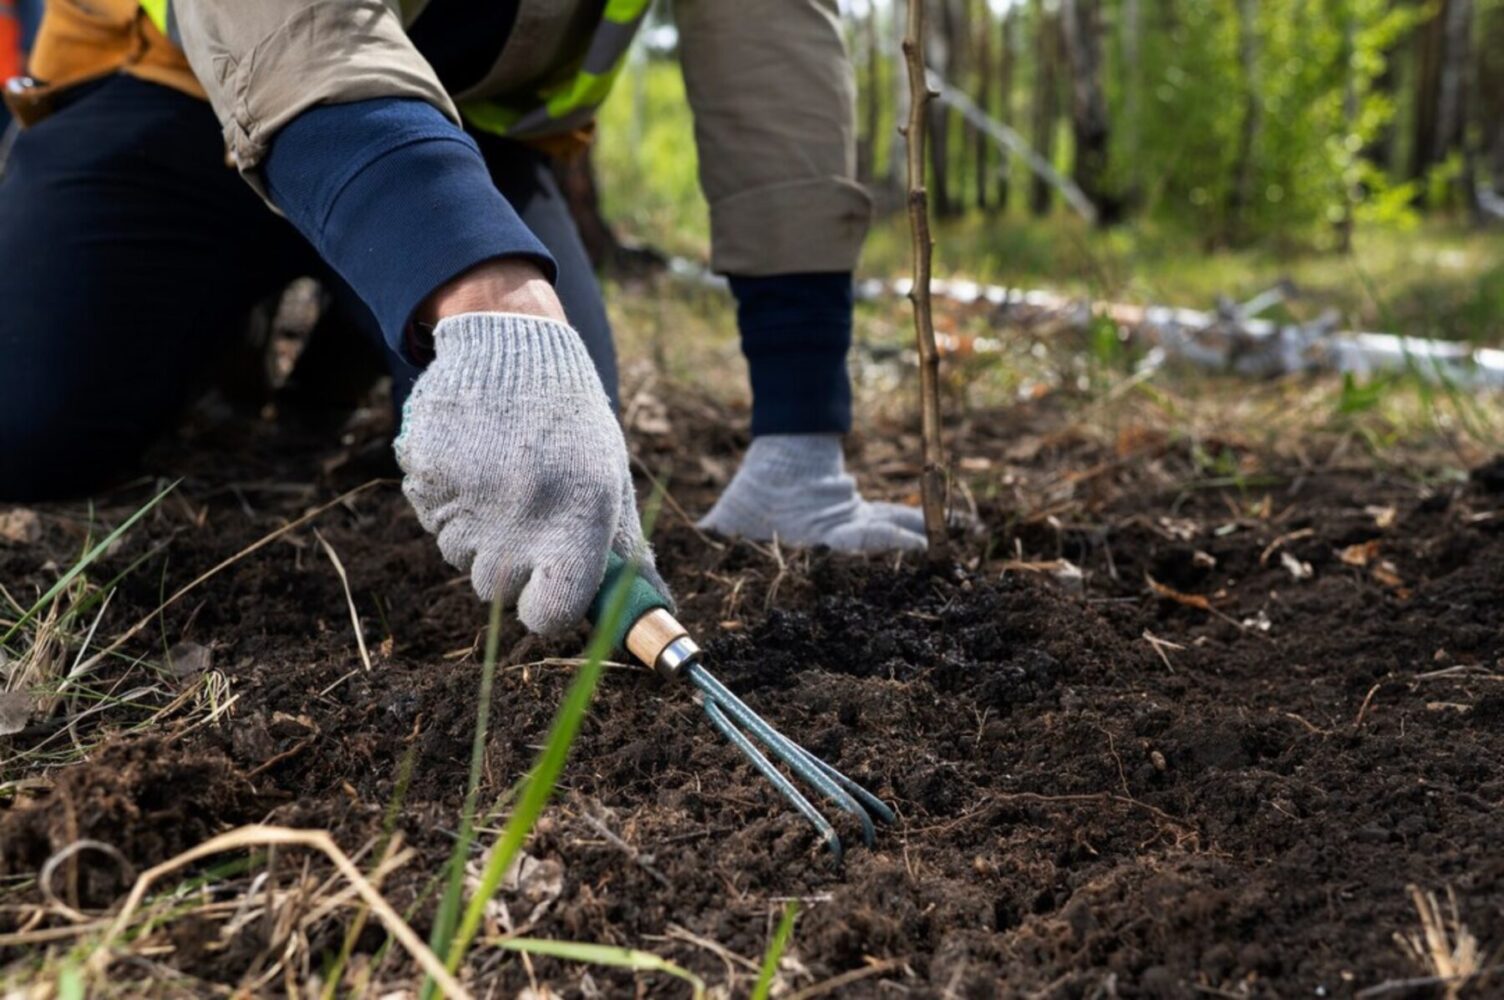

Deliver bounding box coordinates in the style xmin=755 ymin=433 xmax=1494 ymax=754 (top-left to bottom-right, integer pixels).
xmin=395 ymin=312 xmax=665 ymax=635
xmin=699 ymin=435 xmax=927 ymax=553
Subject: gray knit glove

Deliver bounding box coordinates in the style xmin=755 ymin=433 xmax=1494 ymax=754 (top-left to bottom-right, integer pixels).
xmin=395 ymin=313 xmax=664 ymax=636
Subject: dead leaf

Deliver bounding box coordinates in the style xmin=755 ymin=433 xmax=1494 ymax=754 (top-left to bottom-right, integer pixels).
xmin=1365 ymin=505 xmax=1398 ymax=530
xmin=628 ymin=393 xmax=672 ymax=436
xmin=1372 ymin=560 xmax=1405 ymax=589
xmin=504 ymin=852 xmax=564 ymax=919
xmin=1280 ymin=551 xmax=1313 ymax=581
xmin=1339 ymin=540 xmax=1381 ymax=568
xmin=467 ymin=849 xmax=564 ymax=934
xmin=166 ymin=641 xmax=213 ymax=679
xmin=0 ymin=690 xmax=32 ymax=736
xmin=0 ymin=509 xmax=41 ymax=545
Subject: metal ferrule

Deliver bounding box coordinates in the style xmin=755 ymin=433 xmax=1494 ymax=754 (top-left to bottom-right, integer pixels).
xmin=653 ymin=635 xmax=701 ymax=681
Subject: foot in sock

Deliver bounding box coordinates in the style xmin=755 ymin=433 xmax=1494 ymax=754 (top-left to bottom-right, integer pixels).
xmin=698 ymin=434 xmax=927 ymax=553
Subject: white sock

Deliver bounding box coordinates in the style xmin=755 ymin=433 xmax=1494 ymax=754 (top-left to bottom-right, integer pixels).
xmin=698 ymin=435 xmax=927 ymax=553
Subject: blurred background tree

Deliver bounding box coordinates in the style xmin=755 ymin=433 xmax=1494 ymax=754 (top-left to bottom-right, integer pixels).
xmin=591 ymin=0 xmax=1504 ymax=343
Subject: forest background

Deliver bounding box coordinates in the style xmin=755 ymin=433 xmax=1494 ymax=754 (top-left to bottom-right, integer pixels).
xmin=592 ymin=0 xmax=1504 ymax=348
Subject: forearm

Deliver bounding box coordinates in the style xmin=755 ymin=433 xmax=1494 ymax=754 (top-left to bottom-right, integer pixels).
xmin=263 ymin=98 xmax=559 ymax=357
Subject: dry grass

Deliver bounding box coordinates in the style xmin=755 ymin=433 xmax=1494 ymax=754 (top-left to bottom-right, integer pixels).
xmin=1392 ymin=885 xmax=1486 ymax=999
xmin=4 ymin=278 xmax=1504 ymax=996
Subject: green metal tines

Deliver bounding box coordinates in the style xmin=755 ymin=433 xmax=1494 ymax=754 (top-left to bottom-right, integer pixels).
xmin=685 ymin=662 xmax=895 ymax=863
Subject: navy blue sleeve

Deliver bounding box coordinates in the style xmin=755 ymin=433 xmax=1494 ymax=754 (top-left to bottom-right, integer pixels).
xmin=730 ymin=273 xmax=854 ymax=436
xmin=263 ymin=98 xmax=556 ymax=359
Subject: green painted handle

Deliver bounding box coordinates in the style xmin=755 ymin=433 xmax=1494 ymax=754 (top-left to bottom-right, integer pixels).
xmin=587 ymin=551 xmax=673 ymax=656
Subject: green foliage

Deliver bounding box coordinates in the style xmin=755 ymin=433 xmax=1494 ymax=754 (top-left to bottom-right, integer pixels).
xmin=1127 ymin=0 xmax=1426 ymax=243
xmin=1336 ymin=370 xmax=1391 ymax=415
xmin=595 ymin=58 xmax=707 ymax=257
xmin=423 ymin=596 xmax=503 ymax=992
xmin=497 ymin=939 xmax=706 ymax=998
xmin=751 ymin=902 xmax=799 ymax=1000
xmin=420 ymin=546 xmax=649 ymax=996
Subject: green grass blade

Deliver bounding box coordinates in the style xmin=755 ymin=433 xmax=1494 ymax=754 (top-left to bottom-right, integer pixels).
xmin=425 ymin=595 xmax=505 ymax=975
xmin=497 ymin=939 xmax=705 ymax=998
xmin=0 ymin=480 xmax=178 ymax=648
xmin=751 ymin=902 xmax=799 ymax=1000
xmin=322 ymin=739 xmax=421 ymax=1000
xmin=439 ymin=562 xmax=637 ymax=978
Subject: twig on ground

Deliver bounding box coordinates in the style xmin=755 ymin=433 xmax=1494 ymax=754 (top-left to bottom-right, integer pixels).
xmin=573 ymin=798 xmax=672 ymax=889
xmin=1354 ymin=682 xmax=1383 ymax=728
xmin=37 ymin=840 xmax=136 ymax=924
xmin=1142 ymin=630 xmax=1185 ymax=673
xmin=630 ymin=456 xmax=725 ymax=552
xmin=994 ymin=791 xmax=1199 ymax=839
xmin=313 ymin=529 xmax=373 ymax=673
xmin=789 ymin=959 xmax=908 ymax=1000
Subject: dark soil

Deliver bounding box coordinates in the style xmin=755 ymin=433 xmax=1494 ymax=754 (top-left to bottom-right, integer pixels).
xmin=2 ymin=395 xmax=1501 ymax=998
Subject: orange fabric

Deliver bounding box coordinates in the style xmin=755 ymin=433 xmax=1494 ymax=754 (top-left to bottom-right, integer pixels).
xmin=0 ymin=1 xmax=23 ymax=81
xmin=30 ymin=0 xmax=203 ymax=99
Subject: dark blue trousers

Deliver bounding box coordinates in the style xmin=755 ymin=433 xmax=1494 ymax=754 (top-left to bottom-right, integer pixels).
xmin=0 ymin=75 xmax=616 ymax=501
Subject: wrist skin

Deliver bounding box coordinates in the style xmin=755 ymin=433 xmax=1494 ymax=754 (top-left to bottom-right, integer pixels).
xmin=411 ymin=258 xmax=567 ymax=357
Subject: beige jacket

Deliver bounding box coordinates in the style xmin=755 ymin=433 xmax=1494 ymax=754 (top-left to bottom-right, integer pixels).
xmin=159 ymin=0 xmax=871 ymax=276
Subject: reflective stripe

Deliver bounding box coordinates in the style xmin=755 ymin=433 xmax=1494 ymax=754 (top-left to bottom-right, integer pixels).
xmin=140 ymin=0 xmax=168 ymax=34
xmin=139 ymin=0 xmax=180 ymax=44
xmin=465 ymin=0 xmax=651 ymax=139
xmin=137 ymin=0 xmax=650 ymax=141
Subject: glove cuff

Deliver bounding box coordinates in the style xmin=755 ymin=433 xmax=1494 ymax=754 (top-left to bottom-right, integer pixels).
xmin=428 ymin=312 xmax=605 ymax=397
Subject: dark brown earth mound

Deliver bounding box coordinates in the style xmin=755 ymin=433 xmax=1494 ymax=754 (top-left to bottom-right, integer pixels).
xmin=2 ymin=403 xmax=1500 ymax=998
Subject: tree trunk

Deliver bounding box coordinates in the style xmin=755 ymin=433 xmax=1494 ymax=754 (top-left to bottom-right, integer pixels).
xmin=1059 ymin=0 xmax=1114 ymax=222
xmin=1121 ymin=0 xmax=1142 ymax=198
xmin=1335 ymin=9 xmax=1357 ymax=251
xmin=973 ymin=0 xmax=992 ymax=212
xmin=1478 ymin=2 xmax=1504 ymax=191
xmin=1410 ymin=1 xmax=1447 ymax=179
xmin=889 ymin=0 xmax=912 ymax=194
xmin=997 ymin=9 xmax=1017 ymax=210
xmin=1029 ymin=0 xmax=1060 ymax=217
xmin=1229 ymin=0 xmax=1261 ymax=240
xmin=927 ymin=0 xmax=958 ymax=218
xmin=858 ymin=4 xmax=881 ymax=184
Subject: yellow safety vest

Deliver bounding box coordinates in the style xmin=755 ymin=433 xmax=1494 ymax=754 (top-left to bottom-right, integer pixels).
xmin=138 ymin=0 xmax=650 ymax=140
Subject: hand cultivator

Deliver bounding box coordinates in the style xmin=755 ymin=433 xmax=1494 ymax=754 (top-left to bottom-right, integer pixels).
xmin=589 ymin=554 xmax=895 ymax=861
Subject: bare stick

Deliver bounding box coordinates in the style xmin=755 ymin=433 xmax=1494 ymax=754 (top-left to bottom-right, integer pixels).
xmin=901 ymin=0 xmax=950 ymax=559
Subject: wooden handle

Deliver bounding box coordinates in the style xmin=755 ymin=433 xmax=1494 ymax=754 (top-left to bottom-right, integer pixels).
xmin=625 ymin=608 xmax=688 ymax=672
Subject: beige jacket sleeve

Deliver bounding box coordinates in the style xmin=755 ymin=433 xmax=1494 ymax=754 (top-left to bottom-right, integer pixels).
xmin=169 ymin=0 xmax=456 ymax=189
xmin=675 ymin=0 xmax=873 ymax=276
